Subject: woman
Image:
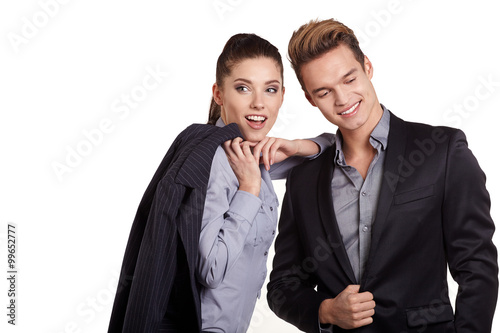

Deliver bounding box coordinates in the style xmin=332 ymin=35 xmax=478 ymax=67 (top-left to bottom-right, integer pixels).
xmin=198 ymin=33 xmax=332 ymax=333
xmin=108 ymin=33 xmax=332 ymax=333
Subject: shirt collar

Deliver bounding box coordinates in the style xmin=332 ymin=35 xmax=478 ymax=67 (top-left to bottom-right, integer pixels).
xmin=215 ymin=117 xmax=225 ymax=128
xmin=370 ymin=104 xmax=390 ymax=150
xmin=334 ymin=104 xmax=390 ymax=165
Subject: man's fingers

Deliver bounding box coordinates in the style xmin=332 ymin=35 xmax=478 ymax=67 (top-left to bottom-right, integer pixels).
xmin=353 ymin=291 xmax=374 ymax=303
xmin=349 ymin=299 xmax=376 ymax=314
xmin=345 ymin=284 xmax=361 ymax=293
xmin=353 ymin=316 xmax=374 ymax=329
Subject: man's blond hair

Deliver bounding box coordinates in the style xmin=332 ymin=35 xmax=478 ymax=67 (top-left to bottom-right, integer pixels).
xmin=288 ymin=19 xmax=365 ymax=90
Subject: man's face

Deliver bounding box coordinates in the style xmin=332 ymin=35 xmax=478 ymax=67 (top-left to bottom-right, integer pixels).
xmin=301 ymin=44 xmax=382 ymax=135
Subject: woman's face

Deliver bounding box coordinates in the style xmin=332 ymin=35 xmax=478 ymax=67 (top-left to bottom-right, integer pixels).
xmin=214 ymin=57 xmax=284 ymax=142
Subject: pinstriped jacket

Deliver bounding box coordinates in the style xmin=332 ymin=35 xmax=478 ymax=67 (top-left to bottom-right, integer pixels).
xmin=108 ymin=123 xmax=242 ymax=333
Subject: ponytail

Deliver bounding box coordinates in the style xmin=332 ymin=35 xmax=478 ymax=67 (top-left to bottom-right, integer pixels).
xmin=207 ymin=97 xmax=221 ymax=125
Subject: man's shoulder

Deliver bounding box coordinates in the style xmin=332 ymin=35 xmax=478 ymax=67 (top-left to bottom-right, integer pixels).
xmin=389 ymin=111 xmax=462 ymax=141
xmin=288 ymin=144 xmax=335 ymax=179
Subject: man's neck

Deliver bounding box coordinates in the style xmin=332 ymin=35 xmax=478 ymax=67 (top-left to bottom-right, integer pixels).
xmin=340 ymin=104 xmax=383 ymax=157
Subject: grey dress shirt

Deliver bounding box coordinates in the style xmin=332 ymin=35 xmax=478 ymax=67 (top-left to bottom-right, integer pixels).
xmin=198 ymin=118 xmax=334 ymax=333
xmin=320 ymin=105 xmax=390 ymax=333
xmin=333 ymin=106 xmax=390 ymax=282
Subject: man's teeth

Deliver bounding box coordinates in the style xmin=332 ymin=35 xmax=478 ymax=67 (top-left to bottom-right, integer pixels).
xmin=340 ymin=102 xmax=359 ymax=115
xmin=246 ymin=115 xmax=266 ymax=121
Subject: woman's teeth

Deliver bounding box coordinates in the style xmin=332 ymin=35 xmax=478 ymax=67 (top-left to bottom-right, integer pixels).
xmin=246 ymin=115 xmax=266 ymax=122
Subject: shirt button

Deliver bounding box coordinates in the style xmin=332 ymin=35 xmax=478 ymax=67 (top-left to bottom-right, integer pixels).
xmin=361 ymin=192 xmax=367 ymax=196
xmin=270 ymin=206 xmax=274 ymax=211
xmin=362 ymin=225 xmax=369 ymax=232
xmin=272 ymin=230 xmax=275 ymax=235
xmin=264 ymin=251 xmax=268 ymax=256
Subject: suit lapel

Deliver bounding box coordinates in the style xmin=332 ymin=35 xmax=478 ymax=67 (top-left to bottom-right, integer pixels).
xmin=362 ymin=113 xmax=407 ymax=282
xmin=317 ymin=145 xmax=357 ymax=284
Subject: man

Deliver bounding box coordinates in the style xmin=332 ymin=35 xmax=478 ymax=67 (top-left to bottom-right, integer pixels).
xmin=267 ymin=18 xmax=498 ymax=332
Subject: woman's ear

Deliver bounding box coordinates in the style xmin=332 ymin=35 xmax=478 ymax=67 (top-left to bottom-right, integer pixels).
xmin=212 ymin=83 xmax=223 ymax=105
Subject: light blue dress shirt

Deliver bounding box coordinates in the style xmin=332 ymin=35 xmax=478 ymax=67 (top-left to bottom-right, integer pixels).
xmin=197 ymin=118 xmax=334 ymax=333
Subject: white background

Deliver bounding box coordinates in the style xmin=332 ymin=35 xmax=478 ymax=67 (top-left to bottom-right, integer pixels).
xmin=1 ymin=0 xmax=499 ymax=332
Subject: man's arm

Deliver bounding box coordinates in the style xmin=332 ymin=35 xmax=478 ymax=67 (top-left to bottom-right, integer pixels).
xmin=442 ymin=129 xmax=498 ymax=332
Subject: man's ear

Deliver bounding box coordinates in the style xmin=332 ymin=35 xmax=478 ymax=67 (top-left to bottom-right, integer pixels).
xmin=364 ymin=55 xmax=374 ymax=80
xmin=304 ymin=90 xmax=317 ymax=107
xmin=212 ymin=83 xmax=223 ymax=105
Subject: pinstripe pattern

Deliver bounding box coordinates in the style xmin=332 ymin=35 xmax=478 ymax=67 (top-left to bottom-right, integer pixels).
xmin=108 ymin=123 xmax=242 ymax=333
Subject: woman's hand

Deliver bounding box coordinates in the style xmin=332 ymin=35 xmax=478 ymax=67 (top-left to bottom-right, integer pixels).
xmin=223 ymin=138 xmax=261 ymax=197
xmin=252 ymin=137 xmax=320 ymax=171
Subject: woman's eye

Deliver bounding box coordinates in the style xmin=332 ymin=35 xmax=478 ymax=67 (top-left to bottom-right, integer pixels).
xmin=236 ymin=86 xmax=249 ymax=92
xmin=267 ymin=87 xmax=278 ymax=93
xmin=346 ymin=78 xmax=356 ymax=84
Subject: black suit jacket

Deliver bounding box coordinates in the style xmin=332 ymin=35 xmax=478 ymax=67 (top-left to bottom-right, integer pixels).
xmin=108 ymin=123 xmax=241 ymax=333
xmin=267 ymin=112 xmax=498 ymax=332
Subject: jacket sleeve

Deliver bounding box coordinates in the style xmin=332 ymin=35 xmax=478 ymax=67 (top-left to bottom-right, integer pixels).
xmin=197 ymin=149 xmax=262 ymax=288
xmin=442 ymin=129 xmax=498 ymax=332
xmin=267 ymin=169 xmax=331 ymax=333
xmin=269 ymin=133 xmax=334 ymax=180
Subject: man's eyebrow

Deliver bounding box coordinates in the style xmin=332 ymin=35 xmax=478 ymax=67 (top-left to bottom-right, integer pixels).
xmin=343 ymin=68 xmax=357 ymax=78
xmin=311 ymin=68 xmax=358 ymax=95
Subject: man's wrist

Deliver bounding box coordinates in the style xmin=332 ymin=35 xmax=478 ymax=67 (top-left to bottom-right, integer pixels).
xmin=318 ymin=298 xmax=332 ymax=325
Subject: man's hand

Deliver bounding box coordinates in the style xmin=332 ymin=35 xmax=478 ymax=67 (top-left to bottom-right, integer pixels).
xmin=319 ymin=285 xmax=375 ymax=329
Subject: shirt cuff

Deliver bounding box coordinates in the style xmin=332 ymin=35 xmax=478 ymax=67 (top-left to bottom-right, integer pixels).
xmin=228 ymin=190 xmax=262 ymax=224
xmin=319 ymin=321 xmax=333 ymax=333
xmin=307 ymin=133 xmax=335 ymax=159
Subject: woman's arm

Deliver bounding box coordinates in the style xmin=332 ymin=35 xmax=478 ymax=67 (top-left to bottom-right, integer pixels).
xmin=197 ymin=140 xmax=262 ymax=288
xmin=258 ymin=133 xmax=335 ymax=179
